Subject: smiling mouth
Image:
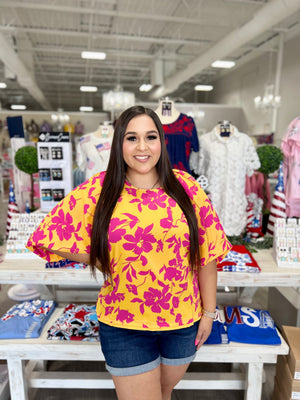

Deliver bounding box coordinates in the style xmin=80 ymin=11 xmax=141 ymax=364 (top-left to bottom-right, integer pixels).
xmin=134 ymin=156 xmax=150 ymax=160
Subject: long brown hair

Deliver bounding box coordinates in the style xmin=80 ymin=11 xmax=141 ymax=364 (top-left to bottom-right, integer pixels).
xmin=90 ymin=105 xmax=200 ymax=278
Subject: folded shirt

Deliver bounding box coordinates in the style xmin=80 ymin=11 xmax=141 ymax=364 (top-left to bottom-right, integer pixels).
xmin=47 ymin=303 xmax=99 ymax=341
xmin=217 ymin=245 xmax=261 ymax=272
xmin=45 ymin=259 xmax=88 ymax=269
xmin=223 ymin=305 xmax=281 ymax=345
xmin=0 ymin=299 xmax=56 ymax=339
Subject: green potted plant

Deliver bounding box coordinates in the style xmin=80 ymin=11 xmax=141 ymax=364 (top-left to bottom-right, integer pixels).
xmin=256 ymin=145 xmax=283 ymax=232
xmin=14 ymin=145 xmax=39 ymax=211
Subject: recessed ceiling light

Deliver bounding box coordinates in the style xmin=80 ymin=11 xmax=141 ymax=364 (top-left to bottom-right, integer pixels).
xmin=194 ymin=85 xmax=213 ymax=91
xmin=11 ymin=105 xmax=27 ymax=110
xmin=0 ymin=82 xmax=7 ymax=89
xmin=81 ymin=51 xmax=106 ymax=60
xmin=80 ymin=106 xmax=94 ymax=112
xmin=80 ymin=86 xmax=98 ymax=92
xmin=211 ymin=60 xmax=236 ymax=69
xmin=139 ymin=84 xmax=152 ymax=92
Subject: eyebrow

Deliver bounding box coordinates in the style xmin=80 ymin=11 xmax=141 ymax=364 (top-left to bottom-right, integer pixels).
xmin=124 ymin=130 xmax=158 ymax=136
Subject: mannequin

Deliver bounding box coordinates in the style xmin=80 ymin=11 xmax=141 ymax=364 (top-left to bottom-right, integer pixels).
xmin=91 ymin=121 xmax=114 ymax=138
xmin=76 ymin=121 xmax=114 ymax=180
xmin=155 ymin=99 xmax=180 ymax=125
xmin=196 ymin=123 xmax=261 ymax=236
xmin=155 ymin=99 xmax=199 ymax=175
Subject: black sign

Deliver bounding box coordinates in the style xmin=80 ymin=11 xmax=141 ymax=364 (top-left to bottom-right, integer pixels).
xmin=38 ymin=131 xmax=70 ymax=142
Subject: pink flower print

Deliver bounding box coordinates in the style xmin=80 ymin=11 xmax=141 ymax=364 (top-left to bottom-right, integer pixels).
xmin=175 ymin=313 xmax=183 ymax=326
xmin=160 ymin=207 xmax=177 ymax=229
xmin=213 ymin=215 xmax=223 ymax=231
xmin=115 ymin=309 xmax=135 ymax=324
xmin=123 ymin=213 xmax=139 ymax=229
xmin=105 ymin=306 xmax=114 ymax=316
xmin=29 ymin=226 xmax=47 ymax=247
xmin=143 ymin=282 xmax=171 ymax=313
xmin=198 ymin=227 xmax=205 ymax=245
xmin=126 ymin=284 xmax=138 ymax=295
xmin=172 ymin=296 xmax=179 ymax=308
xmin=69 ymin=195 xmax=77 ymax=211
xmin=123 ymin=224 xmax=156 ymax=255
xmin=108 ymin=218 xmax=127 ymax=245
xmin=182 ymin=233 xmax=190 ymax=249
xmin=156 ymin=239 xmax=163 ymax=252
xmin=48 ymin=209 xmax=81 ymax=241
xmin=140 ymin=191 xmax=168 ymax=210
xmin=156 ymin=316 xmax=170 ymax=328
xmin=199 ymin=205 xmax=214 ymax=228
xmin=168 ymin=197 xmax=177 ymax=207
xmin=159 ymin=265 xmax=182 ymax=282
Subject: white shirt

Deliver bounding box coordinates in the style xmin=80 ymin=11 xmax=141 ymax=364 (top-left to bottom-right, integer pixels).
xmin=76 ymin=133 xmax=113 ymax=180
xmin=196 ymin=126 xmax=260 ymax=236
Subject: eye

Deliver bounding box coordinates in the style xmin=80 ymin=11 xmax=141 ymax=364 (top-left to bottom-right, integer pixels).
xmin=126 ymin=136 xmax=136 ymax=142
xmin=147 ymin=134 xmax=159 ymax=141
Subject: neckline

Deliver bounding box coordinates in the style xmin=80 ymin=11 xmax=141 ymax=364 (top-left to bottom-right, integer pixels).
xmin=125 ymin=180 xmax=162 ymax=191
xmin=161 ymin=113 xmax=182 ymax=126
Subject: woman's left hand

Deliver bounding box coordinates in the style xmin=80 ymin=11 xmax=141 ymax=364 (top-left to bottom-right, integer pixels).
xmin=194 ymin=316 xmax=214 ymax=350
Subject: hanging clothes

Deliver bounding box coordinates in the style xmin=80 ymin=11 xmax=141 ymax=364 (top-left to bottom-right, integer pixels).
xmin=281 ymin=116 xmax=300 ymax=217
xmin=162 ymin=113 xmax=199 ymax=174
xmin=196 ymin=125 xmax=260 ymax=236
xmin=76 ymin=127 xmax=113 ymax=180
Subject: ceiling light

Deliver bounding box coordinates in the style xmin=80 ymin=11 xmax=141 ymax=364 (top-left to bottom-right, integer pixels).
xmin=103 ymin=89 xmax=135 ymax=111
xmin=11 ymin=105 xmax=27 ymax=110
xmin=194 ymin=85 xmax=213 ymax=91
xmin=80 ymin=86 xmax=98 ymax=92
xmin=139 ymin=84 xmax=152 ymax=92
xmin=0 ymin=82 xmax=7 ymax=89
xmin=81 ymin=51 xmax=106 ymax=60
xmin=212 ymin=60 xmax=236 ymax=69
xmin=80 ymin=106 xmax=94 ymax=112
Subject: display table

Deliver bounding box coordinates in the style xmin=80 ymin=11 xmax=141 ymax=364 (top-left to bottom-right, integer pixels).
xmin=0 ymin=307 xmax=289 ymax=400
xmin=1 ymin=248 xmax=299 ymax=288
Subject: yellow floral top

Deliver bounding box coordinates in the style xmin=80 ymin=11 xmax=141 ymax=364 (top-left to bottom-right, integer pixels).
xmin=27 ymin=169 xmax=231 ymax=331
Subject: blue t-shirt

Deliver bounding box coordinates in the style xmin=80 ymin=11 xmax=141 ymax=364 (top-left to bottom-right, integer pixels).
xmin=224 ymin=306 xmax=281 ymax=345
xmin=0 ymin=299 xmax=56 ymax=339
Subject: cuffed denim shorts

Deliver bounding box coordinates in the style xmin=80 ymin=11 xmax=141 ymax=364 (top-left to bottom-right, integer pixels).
xmin=99 ymin=320 xmax=199 ymax=376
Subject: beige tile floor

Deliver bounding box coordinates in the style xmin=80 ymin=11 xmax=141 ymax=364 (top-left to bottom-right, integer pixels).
xmin=0 ymin=192 xmax=276 ymax=399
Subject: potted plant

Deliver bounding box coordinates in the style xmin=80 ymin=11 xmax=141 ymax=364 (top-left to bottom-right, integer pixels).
xmin=256 ymin=144 xmax=283 ymax=233
xmin=14 ymin=145 xmax=39 ymax=211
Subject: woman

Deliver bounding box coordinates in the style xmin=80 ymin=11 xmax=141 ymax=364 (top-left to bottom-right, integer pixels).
xmin=27 ymin=105 xmax=231 ymax=400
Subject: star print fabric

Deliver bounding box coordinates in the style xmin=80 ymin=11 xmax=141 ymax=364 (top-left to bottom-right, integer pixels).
xmin=27 ymin=170 xmax=231 ymax=331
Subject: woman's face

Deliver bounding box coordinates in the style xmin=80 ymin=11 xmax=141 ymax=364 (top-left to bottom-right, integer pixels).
xmin=122 ymin=114 xmax=161 ymax=178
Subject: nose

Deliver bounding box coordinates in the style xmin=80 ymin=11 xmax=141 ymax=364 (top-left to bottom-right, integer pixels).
xmin=137 ymin=138 xmax=147 ymax=150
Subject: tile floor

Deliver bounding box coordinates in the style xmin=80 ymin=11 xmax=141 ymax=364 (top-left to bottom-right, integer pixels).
xmin=0 ymin=192 xmax=276 ymax=399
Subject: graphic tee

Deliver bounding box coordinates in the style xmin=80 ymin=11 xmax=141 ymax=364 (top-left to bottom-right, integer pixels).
xmin=224 ymin=306 xmax=281 ymax=345
xmin=0 ymin=300 xmax=56 ymax=339
xmin=27 ymin=170 xmax=231 ymax=331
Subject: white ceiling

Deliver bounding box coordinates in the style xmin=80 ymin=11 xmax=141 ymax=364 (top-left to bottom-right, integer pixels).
xmin=0 ymin=0 xmax=299 ymax=112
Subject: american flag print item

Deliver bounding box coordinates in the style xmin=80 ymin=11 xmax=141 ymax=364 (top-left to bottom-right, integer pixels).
xmin=267 ymin=161 xmax=286 ymax=235
xmin=6 ymin=180 xmax=19 ymax=236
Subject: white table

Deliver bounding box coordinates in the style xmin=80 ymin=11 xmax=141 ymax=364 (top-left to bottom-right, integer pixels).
xmin=1 ymin=248 xmax=299 ymax=288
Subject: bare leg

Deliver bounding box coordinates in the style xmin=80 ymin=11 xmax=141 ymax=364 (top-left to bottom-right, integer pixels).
xmin=160 ymin=362 xmax=190 ymax=400
xmin=112 ymin=365 xmax=162 ymax=400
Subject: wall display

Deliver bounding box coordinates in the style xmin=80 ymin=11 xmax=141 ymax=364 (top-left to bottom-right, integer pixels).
xmin=196 ymin=122 xmax=261 ymax=236
xmin=37 ymin=131 xmax=73 ymax=212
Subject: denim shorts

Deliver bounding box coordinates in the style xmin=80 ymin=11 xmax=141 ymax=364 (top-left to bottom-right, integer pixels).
xmin=99 ymin=320 xmax=199 ymax=376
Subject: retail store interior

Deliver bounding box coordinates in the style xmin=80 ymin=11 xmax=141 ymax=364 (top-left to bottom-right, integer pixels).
xmin=0 ymin=1 xmax=300 ymax=399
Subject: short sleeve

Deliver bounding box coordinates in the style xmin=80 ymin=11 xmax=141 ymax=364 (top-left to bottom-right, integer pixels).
xmin=26 ymin=172 xmax=104 ymax=262
xmin=174 ymin=170 xmax=231 ymax=266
